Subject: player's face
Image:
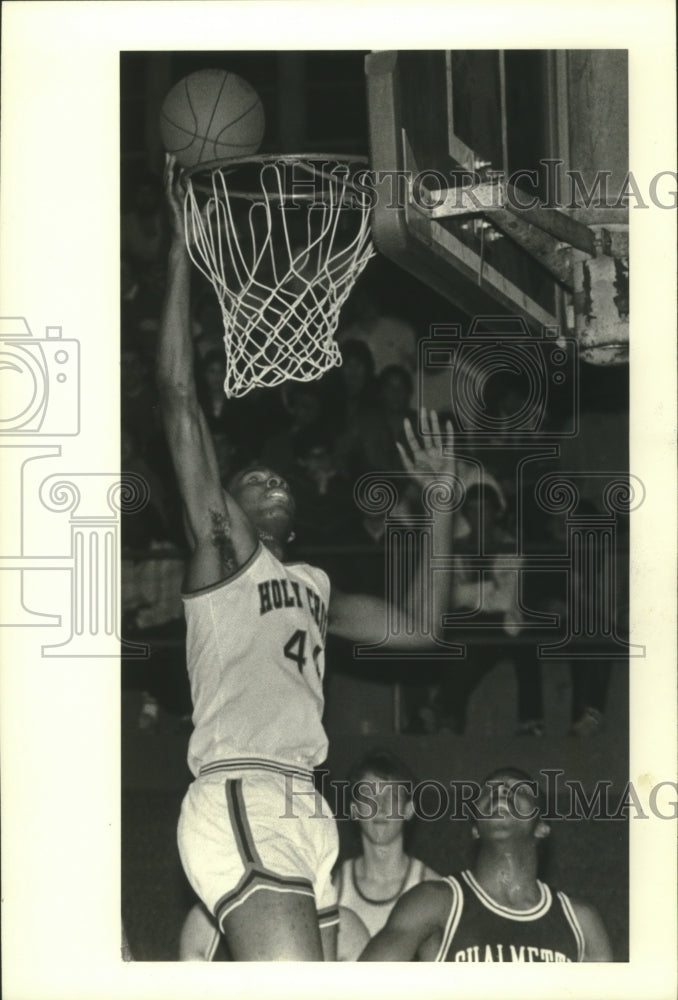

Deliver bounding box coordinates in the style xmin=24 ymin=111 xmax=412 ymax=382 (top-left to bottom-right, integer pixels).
xmin=230 ymin=467 xmax=296 ymax=530
xmin=352 ymin=771 xmax=413 ymax=847
xmin=473 ymin=774 xmax=542 ymax=842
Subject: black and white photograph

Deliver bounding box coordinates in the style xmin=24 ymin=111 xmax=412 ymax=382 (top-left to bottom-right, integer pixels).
xmin=1 ymin=3 xmax=676 ymax=999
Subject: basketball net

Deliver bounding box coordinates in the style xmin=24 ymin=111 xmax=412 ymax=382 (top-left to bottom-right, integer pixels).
xmin=183 ymin=155 xmax=375 ymax=398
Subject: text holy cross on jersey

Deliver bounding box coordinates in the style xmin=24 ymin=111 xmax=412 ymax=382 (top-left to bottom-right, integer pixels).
xmin=258 ymin=577 xmax=329 ymax=641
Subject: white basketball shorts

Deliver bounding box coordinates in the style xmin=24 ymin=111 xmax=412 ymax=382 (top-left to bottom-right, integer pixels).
xmin=177 ymin=758 xmax=339 ymax=930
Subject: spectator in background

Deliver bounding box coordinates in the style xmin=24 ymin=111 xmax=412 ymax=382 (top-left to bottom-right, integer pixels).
xmin=196 ymin=349 xmax=228 ymax=430
xmin=194 ymin=349 xmax=261 ymax=471
xmin=210 ymin=431 xmax=237 ymax=488
xmin=528 ymin=500 xmax=618 ymax=737
xmin=122 ymin=169 xmax=168 ymax=286
xmin=121 ymin=256 xmax=161 ymax=361
xmin=260 ymin=381 xmax=330 ymax=481
xmin=459 ymin=368 xmax=545 ymax=515
xmin=191 ymin=289 xmax=226 ymax=361
xmin=335 ymin=338 xmax=378 ymax=427
xmin=121 ymin=420 xmax=188 ymax=734
xmin=569 ymin=659 xmax=612 ymax=736
xmin=121 ymin=346 xmax=163 ymax=460
xmin=120 ymin=346 xmax=180 ymax=537
xmin=426 ymin=479 xmax=544 ymax=737
xmin=324 ymin=474 xmax=441 ymax=734
xmin=336 ymin=364 xmax=417 ymax=479
xmin=121 ymin=170 xmax=170 ymax=353
xmin=332 ymin=474 xmax=419 ymax=592
xmin=120 ymin=425 xmax=178 ymax=550
xmin=375 ymin=365 xmax=418 ymax=466
xmin=333 ymin=748 xmax=441 ymax=960
xmin=336 ymin=286 xmax=417 ymax=379
xmin=290 ymin=425 xmax=356 ymax=551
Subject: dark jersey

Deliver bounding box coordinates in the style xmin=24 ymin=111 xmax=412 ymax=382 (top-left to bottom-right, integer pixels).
xmin=435 ymin=870 xmax=585 ymax=962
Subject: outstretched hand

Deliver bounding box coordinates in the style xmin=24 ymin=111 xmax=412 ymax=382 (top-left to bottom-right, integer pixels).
xmin=397 ymin=409 xmax=455 ymax=485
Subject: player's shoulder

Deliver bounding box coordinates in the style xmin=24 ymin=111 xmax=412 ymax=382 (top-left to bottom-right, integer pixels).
xmin=557 ymin=893 xmax=613 ymax=961
xmin=384 ymin=877 xmax=456 ymax=939
xmin=287 ymin=559 xmax=331 ymax=598
xmin=554 ymin=888 xmax=592 ymax=916
xmin=308 ymin=561 xmax=330 ymax=588
xmin=397 ymin=875 xmax=456 ymax=917
xmin=559 ymin=892 xmax=603 ymax=926
xmin=284 ymin=555 xmax=327 ymax=579
xmin=252 ymin=542 xmax=316 ymax=583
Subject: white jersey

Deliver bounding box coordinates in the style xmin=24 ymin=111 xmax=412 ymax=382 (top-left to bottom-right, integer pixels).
xmin=336 ymin=856 xmax=438 ymax=938
xmin=182 ymin=543 xmax=331 ymax=776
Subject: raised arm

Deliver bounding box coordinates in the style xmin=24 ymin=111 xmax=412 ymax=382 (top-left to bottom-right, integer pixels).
xmin=328 ymin=410 xmax=456 ymax=648
xmin=359 ymin=882 xmax=449 ymax=961
xmin=156 ymin=155 xmax=257 ymax=591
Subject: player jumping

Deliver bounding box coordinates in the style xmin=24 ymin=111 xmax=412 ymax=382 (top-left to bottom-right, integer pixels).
xmin=157 ymin=155 xmax=457 ymax=961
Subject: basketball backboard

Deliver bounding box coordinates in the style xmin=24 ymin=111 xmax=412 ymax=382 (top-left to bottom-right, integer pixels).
xmin=365 ymin=50 xmax=629 ymax=343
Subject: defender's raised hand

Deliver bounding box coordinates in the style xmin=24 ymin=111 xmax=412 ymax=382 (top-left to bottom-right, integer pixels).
xmin=397 ymin=409 xmax=455 ymax=485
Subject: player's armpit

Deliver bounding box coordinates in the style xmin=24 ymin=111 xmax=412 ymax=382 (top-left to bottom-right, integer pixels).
xmin=570 ymin=899 xmax=613 ymax=961
xmin=359 ymin=883 xmax=449 ymax=961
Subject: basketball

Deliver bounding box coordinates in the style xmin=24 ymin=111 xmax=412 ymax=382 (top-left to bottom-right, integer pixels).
xmin=159 ymin=69 xmax=265 ymax=168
